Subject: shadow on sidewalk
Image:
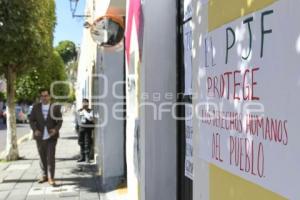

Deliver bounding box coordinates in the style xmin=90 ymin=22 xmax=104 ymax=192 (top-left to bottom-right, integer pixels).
xmin=2 ymin=177 xmax=100 ymax=193
xmin=18 ymin=155 xmax=81 ymax=162
xmin=1 ymin=164 xmax=100 ymax=193
xmin=70 ymin=164 xmax=127 ymax=193
xmin=2 ymin=164 xmax=126 ymax=194
xmin=62 ymin=136 xmax=78 ymax=140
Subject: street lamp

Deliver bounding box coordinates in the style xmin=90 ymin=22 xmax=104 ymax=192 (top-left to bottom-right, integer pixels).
xmin=69 ymin=0 xmax=91 ymax=18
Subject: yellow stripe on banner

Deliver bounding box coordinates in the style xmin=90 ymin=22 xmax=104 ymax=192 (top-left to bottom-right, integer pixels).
xmin=208 ymin=0 xmax=277 ymax=32
xmin=210 ymin=164 xmax=287 ymax=200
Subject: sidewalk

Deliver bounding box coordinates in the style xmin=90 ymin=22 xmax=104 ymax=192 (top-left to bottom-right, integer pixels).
xmin=0 ymin=112 xmax=128 ymax=200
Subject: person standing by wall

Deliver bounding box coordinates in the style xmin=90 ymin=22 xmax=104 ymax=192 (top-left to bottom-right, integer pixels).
xmin=76 ymin=98 xmax=94 ymax=163
xmin=29 ymin=88 xmax=63 ymax=186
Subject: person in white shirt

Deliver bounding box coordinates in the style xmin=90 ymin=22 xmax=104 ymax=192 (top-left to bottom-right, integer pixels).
xmin=76 ymin=98 xmax=94 ymax=163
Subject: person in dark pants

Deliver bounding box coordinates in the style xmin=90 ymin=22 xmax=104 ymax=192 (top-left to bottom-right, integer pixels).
xmin=76 ymin=98 xmax=94 ymax=163
xmin=29 ymin=88 xmax=63 ymax=186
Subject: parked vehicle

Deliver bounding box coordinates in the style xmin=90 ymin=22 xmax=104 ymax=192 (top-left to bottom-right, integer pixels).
xmin=3 ymin=105 xmax=29 ymax=124
xmin=27 ymin=105 xmax=33 ymax=119
xmin=16 ymin=106 xmax=28 ymax=123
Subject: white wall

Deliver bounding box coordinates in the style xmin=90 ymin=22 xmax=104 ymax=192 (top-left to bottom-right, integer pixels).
xmin=192 ymin=0 xmax=300 ymax=199
xmin=140 ymin=0 xmax=177 ymax=199
xmin=95 ymin=46 xmax=125 ymax=187
xmin=76 ymin=0 xmax=97 ymax=109
xmin=78 ymin=0 xmax=126 ymax=191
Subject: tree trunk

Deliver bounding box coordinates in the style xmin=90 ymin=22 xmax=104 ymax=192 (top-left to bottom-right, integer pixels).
xmin=4 ymin=66 xmax=19 ymax=161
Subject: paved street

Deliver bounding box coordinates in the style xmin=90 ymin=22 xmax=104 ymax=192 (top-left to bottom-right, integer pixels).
xmin=0 ymin=112 xmax=127 ymax=200
xmin=0 ymin=121 xmax=31 ymax=154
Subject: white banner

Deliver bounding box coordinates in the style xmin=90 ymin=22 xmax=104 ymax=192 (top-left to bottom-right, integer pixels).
xmin=184 ymin=22 xmax=193 ymax=95
xmin=197 ymin=1 xmax=300 ymax=199
xmin=185 ymin=104 xmax=193 ymax=180
xmin=183 ymin=0 xmax=192 ymax=21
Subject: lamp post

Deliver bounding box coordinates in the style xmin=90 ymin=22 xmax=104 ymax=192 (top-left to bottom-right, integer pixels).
xmin=69 ymin=0 xmax=91 ymax=18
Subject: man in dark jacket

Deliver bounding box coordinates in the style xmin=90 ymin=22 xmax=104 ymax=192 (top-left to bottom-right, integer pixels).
xmin=29 ymin=88 xmax=63 ymax=186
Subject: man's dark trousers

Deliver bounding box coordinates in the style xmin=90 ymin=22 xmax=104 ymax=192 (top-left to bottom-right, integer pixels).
xmin=36 ymin=138 xmax=57 ymax=179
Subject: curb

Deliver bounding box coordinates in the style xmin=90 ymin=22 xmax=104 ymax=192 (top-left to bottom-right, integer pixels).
xmin=17 ymin=132 xmax=32 ymax=145
xmin=0 ymin=132 xmax=32 ymax=159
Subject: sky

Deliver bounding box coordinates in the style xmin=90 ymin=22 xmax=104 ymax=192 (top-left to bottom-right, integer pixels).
xmin=54 ymin=0 xmax=86 ymax=47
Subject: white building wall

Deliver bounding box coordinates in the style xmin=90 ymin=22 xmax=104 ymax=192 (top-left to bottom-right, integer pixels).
xmin=76 ymin=0 xmax=97 ymax=109
xmin=140 ymin=0 xmax=177 ymax=199
xmin=96 ymin=47 xmax=125 ymax=183
xmin=192 ymin=0 xmax=300 ymax=199
xmin=77 ymin=0 xmax=126 ymax=186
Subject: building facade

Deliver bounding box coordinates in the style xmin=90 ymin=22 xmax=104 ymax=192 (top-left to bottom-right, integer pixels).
xmin=77 ymin=0 xmax=300 ymax=199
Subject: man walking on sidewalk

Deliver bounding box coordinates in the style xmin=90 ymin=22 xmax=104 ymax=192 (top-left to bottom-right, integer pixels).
xmin=29 ymin=88 xmax=63 ymax=186
xmin=76 ymin=98 xmax=94 ymax=163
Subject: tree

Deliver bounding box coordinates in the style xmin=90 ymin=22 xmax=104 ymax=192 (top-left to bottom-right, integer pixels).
xmin=0 ymin=0 xmax=56 ymax=160
xmin=55 ymin=40 xmax=77 ymax=64
xmin=16 ymin=50 xmax=68 ymax=103
xmin=55 ymin=40 xmax=78 ymax=102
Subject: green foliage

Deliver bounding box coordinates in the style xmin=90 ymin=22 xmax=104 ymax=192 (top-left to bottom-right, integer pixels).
xmin=16 ymin=50 xmax=68 ymax=102
xmin=67 ymin=87 xmax=76 ymax=103
xmin=0 ymin=91 xmax=6 ymax=101
xmin=55 ymin=40 xmax=77 ymax=64
xmin=0 ymin=159 xmax=8 ymax=163
xmin=0 ymin=1 xmax=74 ymax=102
xmin=0 ymin=0 xmax=56 ymax=74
